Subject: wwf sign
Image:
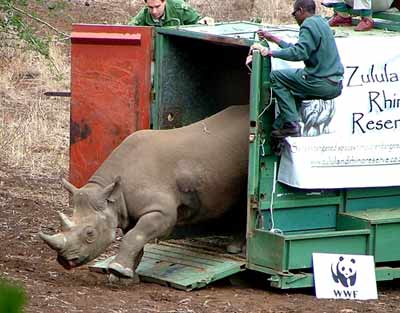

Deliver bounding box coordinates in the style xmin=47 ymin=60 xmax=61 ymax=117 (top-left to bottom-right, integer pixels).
xmin=313 ymin=253 xmax=378 ymax=300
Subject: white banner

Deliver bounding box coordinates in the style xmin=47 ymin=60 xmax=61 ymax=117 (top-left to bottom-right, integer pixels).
xmin=279 ymin=134 xmax=400 ymax=188
xmin=276 ymin=35 xmax=400 ymax=189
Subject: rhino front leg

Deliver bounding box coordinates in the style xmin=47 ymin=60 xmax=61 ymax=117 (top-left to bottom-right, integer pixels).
xmin=109 ymin=209 xmax=176 ymax=278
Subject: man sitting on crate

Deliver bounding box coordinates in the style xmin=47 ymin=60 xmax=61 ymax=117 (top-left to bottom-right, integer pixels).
xmin=128 ymin=0 xmax=214 ymax=27
xmin=322 ymin=0 xmax=395 ymax=31
xmin=249 ymin=0 xmax=344 ymax=155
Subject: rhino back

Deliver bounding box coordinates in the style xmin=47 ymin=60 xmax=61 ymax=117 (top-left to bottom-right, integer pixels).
xmin=92 ymin=105 xmax=249 ymax=220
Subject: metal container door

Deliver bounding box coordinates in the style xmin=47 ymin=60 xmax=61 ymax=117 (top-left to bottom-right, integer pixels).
xmin=70 ymin=24 xmax=152 ymax=187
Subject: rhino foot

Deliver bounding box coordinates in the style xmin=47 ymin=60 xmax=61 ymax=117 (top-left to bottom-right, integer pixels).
xmin=226 ymin=243 xmax=243 ymax=254
xmin=226 ymin=239 xmax=246 ymax=255
xmin=108 ymin=273 xmax=140 ymax=285
xmin=108 ymin=262 xmax=134 ymax=279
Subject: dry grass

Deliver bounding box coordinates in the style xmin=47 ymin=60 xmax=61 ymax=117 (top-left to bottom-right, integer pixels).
xmin=0 ymin=41 xmax=70 ymax=179
xmin=125 ymin=0 xmax=332 ymax=24
xmin=189 ymin=0 xmax=331 ymax=24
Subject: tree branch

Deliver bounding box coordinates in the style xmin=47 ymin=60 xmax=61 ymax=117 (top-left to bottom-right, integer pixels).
xmin=11 ymin=5 xmax=69 ymax=38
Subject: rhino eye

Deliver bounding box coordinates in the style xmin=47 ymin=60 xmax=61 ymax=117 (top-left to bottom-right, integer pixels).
xmin=85 ymin=228 xmax=97 ymax=243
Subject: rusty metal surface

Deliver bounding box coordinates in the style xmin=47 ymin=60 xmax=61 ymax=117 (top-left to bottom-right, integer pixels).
xmin=70 ymin=24 xmax=152 ymax=187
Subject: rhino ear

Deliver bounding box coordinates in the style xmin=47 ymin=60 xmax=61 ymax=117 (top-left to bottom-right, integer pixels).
xmin=102 ymin=176 xmax=122 ymax=203
xmin=61 ymin=178 xmax=78 ymax=195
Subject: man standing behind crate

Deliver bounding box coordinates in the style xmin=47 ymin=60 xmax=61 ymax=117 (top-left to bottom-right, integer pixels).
xmin=250 ymin=0 xmax=344 ymax=154
xmin=129 ymin=0 xmax=214 ymax=26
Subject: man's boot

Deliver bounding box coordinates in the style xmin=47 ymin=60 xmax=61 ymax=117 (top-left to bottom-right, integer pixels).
xmin=271 ymin=121 xmax=301 ymax=139
xmin=328 ymin=14 xmax=352 ymax=27
xmin=355 ymin=17 xmax=374 ymax=31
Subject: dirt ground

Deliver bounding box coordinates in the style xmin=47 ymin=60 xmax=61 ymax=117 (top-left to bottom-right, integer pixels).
xmin=3 ymin=162 xmax=400 ymax=313
xmin=2 ymin=1 xmax=400 ymax=312
xmin=2 ymin=161 xmax=400 ymax=313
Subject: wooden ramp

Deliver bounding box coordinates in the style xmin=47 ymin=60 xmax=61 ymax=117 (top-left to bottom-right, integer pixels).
xmin=90 ymin=240 xmax=246 ymax=291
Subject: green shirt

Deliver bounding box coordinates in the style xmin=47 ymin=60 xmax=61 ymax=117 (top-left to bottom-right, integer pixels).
xmin=129 ymin=0 xmax=201 ymax=27
xmin=272 ymin=15 xmax=344 ymax=80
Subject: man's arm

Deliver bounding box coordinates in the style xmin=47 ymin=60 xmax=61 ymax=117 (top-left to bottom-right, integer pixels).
xmin=271 ymin=26 xmax=318 ymax=61
xmin=257 ymin=30 xmax=293 ymax=50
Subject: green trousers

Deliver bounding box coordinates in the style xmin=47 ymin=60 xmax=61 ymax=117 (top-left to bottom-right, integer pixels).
xmin=270 ymin=68 xmax=342 ymax=129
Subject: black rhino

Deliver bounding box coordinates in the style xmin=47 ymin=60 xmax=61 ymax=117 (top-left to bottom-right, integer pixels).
xmin=40 ymin=105 xmax=249 ymax=279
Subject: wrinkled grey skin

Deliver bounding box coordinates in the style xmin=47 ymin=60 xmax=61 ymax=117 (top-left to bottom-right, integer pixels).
xmin=39 ymin=105 xmax=249 ymax=279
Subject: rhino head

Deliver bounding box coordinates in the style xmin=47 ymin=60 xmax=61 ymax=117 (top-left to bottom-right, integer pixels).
xmin=39 ymin=177 xmax=121 ymax=270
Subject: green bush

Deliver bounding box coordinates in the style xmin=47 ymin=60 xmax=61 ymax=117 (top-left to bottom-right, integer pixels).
xmin=0 ymin=0 xmax=50 ymax=56
xmin=0 ymin=279 xmax=26 ymax=313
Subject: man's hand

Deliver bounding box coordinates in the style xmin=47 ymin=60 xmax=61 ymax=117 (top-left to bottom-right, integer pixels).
xmin=257 ymin=29 xmax=281 ymax=44
xmin=198 ymin=16 xmax=215 ymax=26
xmin=250 ymin=43 xmax=269 ymax=57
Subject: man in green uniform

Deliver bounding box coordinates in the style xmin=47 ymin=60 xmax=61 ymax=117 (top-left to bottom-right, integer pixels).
xmin=129 ymin=0 xmax=212 ymax=27
xmin=250 ymin=0 xmax=344 ymax=149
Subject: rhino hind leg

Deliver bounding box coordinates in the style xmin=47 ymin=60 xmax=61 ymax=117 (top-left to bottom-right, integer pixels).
xmin=176 ymin=173 xmax=201 ymax=208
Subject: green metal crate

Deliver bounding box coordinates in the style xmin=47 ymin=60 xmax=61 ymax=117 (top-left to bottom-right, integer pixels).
xmin=338 ymin=209 xmax=400 ymax=263
xmin=143 ymin=15 xmax=400 ymax=289
xmin=247 ymin=228 xmax=370 ymax=273
xmin=245 ymin=16 xmax=400 ymax=287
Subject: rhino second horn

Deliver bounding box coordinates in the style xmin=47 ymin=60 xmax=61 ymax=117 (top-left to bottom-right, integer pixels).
xmin=61 ymin=178 xmax=78 ymax=195
xmin=39 ymin=232 xmax=66 ymax=251
xmin=58 ymin=212 xmax=75 ymax=231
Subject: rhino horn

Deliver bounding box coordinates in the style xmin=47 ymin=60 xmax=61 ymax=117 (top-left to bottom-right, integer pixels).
xmin=58 ymin=212 xmax=75 ymax=231
xmin=61 ymin=178 xmax=78 ymax=195
xmin=39 ymin=232 xmax=66 ymax=251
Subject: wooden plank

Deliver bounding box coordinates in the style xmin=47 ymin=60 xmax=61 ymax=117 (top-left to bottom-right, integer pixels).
xmin=90 ymin=242 xmax=245 ymax=291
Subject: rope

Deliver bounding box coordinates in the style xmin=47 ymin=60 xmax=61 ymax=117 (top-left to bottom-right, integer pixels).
xmin=260 ymin=138 xmax=266 ymax=157
xmin=258 ymin=87 xmax=274 ymax=118
xmin=269 ymin=161 xmax=283 ymax=234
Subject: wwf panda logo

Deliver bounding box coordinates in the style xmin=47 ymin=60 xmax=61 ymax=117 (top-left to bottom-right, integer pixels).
xmin=331 ymin=256 xmax=357 ymax=287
